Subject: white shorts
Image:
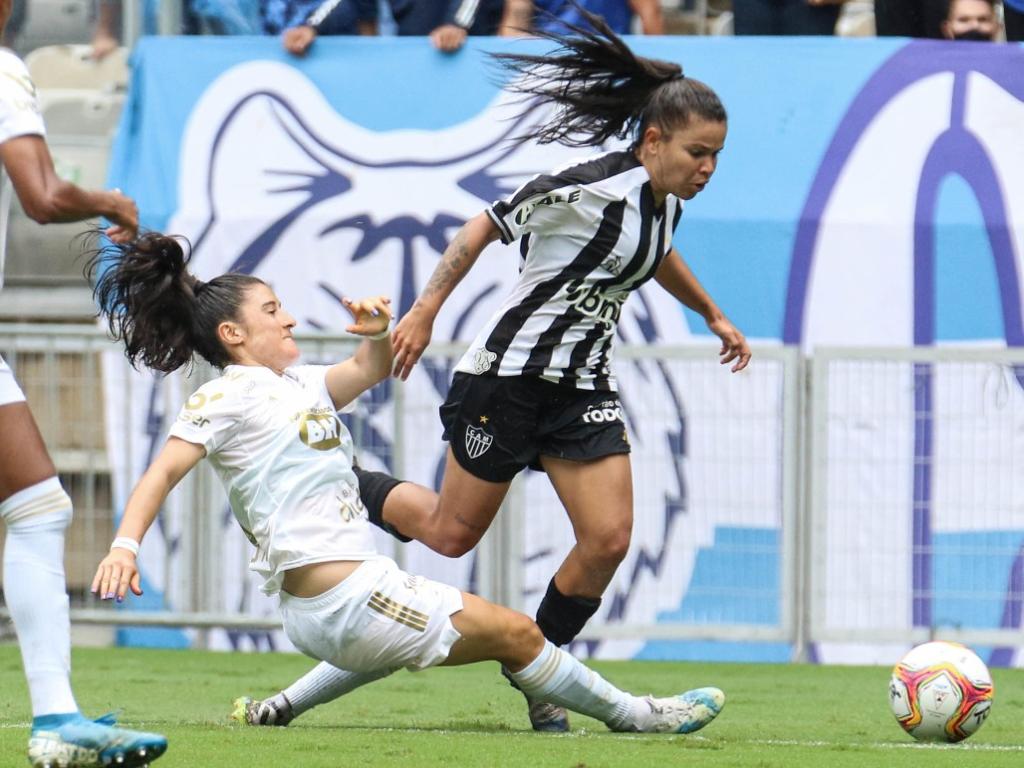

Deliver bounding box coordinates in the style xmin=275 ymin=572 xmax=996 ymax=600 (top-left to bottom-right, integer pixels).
xmin=0 ymin=354 xmax=26 ymax=407
xmin=279 ymin=556 xmax=464 ymax=673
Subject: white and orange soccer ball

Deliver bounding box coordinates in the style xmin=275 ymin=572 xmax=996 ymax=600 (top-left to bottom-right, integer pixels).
xmin=888 ymin=641 xmax=994 ymax=743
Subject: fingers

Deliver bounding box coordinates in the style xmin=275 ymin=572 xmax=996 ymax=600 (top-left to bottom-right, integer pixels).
xmin=391 ymin=334 xmax=421 ymax=381
xmin=92 ymin=556 xmax=138 ymax=602
xmin=343 ymin=296 xmax=392 ymax=335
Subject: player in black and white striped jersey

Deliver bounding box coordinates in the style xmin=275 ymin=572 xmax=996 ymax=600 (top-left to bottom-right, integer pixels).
xmin=248 ymin=6 xmax=751 ymax=734
xmin=387 ymin=8 xmax=751 ymax=733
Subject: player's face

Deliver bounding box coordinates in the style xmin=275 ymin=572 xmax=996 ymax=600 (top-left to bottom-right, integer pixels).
xmin=642 ymin=118 xmax=727 ymax=203
xmin=232 ymin=283 xmax=300 ymax=373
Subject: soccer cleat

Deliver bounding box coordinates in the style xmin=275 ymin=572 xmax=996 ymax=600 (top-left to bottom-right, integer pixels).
xmin=500 ymin=666 xmax=569 ymax=733
xmin=230 ymin=695 xmax=294 ymax=727
xmin=633 ymin=686 xmax=726 ymax=734
xmin=527 ymin=700 xmax=570 ymax=733
xmin=27 ymin=712 xmax=167 ymax=768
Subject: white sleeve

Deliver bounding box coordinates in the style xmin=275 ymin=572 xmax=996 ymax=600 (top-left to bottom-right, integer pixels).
xmin=487 ymin=182 xmax=585 ymax=245
xmin=0 ymin=54 xmax=45 ymax=145
xmin=167 ymin=384 xmax=242 ymax=455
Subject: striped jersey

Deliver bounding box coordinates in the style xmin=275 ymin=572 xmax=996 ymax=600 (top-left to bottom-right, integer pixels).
xmin=0 ymin=48 xmax=45 ymax=291
xmin=459 ymin=149 xmax=683 ymax=391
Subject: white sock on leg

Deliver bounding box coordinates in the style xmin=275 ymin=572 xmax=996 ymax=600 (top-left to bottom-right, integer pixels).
xmin=505 ymin=641 xmax=641 ymax=729
xmin=1 ymin=478 xmax=78 ymax=718
xmin=281 ymin=662 xmax=394 ymax=717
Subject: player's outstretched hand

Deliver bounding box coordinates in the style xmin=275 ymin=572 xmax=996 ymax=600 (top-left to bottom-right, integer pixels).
xmin=343 ymin=295 xmax=392 ymax=338
xmin=391 ymin=305 xmax=434 ymax=381
xmin=91 ymin=548 xmax=142 ymax=603
xmin=708 ymin=316 xmax=751 ymax=372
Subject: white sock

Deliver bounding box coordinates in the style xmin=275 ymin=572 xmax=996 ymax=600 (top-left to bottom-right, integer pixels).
xmin=506 ymin=641 xmax=639 ymax=729
xmin=282 ymin=661 xmax=393 ymax=716
xmin=1 ymin=478 xmax=78 ymax=717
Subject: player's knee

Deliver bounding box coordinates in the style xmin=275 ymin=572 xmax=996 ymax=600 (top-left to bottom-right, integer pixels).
xmin=504 ymin=612 xmax=545 ymax=665
xmin=582 ymin=525 xmax=631 ymax=569
xmin=434 ymin=530 xmax=481 ymax=559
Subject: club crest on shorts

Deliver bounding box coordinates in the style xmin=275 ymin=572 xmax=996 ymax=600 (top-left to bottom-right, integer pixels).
xmin=471 ymin=348 xmax=498 ymax=374
xmin=465 ymin=424 xmax=494 ymax=459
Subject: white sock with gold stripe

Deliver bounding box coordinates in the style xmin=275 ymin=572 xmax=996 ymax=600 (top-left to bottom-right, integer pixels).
xmin=1 ymin=477 xmax=78 ymax=717
xmin=506 ymin=640 xmax=635 ymax=729
xmin=282 ymin=661 xmax=393 ymax=717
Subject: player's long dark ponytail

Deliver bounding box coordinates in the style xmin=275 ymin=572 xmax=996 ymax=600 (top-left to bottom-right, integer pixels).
xmin=85 ymin=232 xmax=264 ymax=372
xmin=492 ymin=5 xmax=726 ymax=147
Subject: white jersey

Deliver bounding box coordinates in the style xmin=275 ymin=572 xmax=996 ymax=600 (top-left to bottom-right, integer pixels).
xmin=168 ymin=364 xmax=378 ymax=595
xmin=0 ymin=48 xmax=46 ymax=291
xmin=462 ymin=149 xmax=683 ymax=391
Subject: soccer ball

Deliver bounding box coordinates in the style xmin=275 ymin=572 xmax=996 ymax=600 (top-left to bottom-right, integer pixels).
xmin=888 ymin=641 xmax=994 ymax=743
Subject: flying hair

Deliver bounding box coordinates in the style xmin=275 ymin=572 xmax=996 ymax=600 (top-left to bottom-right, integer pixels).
xmin=83 ymin=230 xmax=264 ymax=373
xmin=490 ymin=4 xmax=723 ymax=147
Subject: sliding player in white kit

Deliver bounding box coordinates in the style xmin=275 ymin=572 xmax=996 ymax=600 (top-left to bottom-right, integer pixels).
xmin=88 ymin=232 xmax=725 ymax=736
xmin=0 ymin=2 xmax=167 ymax=764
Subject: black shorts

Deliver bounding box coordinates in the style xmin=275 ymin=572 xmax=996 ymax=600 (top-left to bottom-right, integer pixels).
xmin=439 ymin=373 xmax=631 ymax=483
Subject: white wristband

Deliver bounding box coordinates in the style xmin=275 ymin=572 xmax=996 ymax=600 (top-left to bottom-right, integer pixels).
xmin=110 ymin=536 xmax=140 ymax=556
xmin=366 ymin=328 xmax=391 ymax=341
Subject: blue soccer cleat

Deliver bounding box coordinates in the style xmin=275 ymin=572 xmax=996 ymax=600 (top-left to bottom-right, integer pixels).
xmin=526 ymin=700 xmax=569 ymax=733
xmin=27 ymin=712 xmax=167 ymax=768
xmin=627 ymin=686 xmax=726 ymax=734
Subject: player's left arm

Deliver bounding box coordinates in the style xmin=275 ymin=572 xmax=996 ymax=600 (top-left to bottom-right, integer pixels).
xmin=655 ymin=247 xmax=751 ymax=372
xmin=92 ymin=436 xmax=205 ymax=601
xmin=325 ymin=295 xmax=394 ymax=408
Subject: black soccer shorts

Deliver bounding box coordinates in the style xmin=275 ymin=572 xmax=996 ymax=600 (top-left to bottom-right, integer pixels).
xmin=439 ymin=372 xmax=631 ymax=483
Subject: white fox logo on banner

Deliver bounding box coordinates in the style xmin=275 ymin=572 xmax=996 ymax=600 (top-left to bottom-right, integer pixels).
xmin=109 ymin=60 xmax=782 ymax=656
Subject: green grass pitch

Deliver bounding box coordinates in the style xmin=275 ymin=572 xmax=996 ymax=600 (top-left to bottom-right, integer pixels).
xmin=0 ymin=645 xmax=1021 ymax=767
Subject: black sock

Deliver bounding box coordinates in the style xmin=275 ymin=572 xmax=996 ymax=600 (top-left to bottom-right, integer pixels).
xmin=352 ymin=463 xmax=412 ymax=543
xmin=535 ymin=577 xmax=601 ymax=647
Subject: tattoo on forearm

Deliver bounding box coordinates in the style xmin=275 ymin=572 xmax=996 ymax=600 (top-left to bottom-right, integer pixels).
xmin=423 ymin=230 xmax=470 ymax=299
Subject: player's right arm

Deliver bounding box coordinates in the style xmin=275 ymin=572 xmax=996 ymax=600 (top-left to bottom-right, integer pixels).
xmin=0 ymin=134 xmax=138 ymax=242
xmin=391 ymin=211 xmax=500 ymax=380
xmin=91 ymin=437 xmax=205 ymax=601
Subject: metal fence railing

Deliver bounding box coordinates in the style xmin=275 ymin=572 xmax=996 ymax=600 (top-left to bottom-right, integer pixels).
xmin=3 ymin=325 xmax=1022 ymax=659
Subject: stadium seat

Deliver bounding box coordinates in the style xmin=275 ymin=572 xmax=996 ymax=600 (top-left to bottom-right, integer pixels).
xmin=836 ymin=1 xmax=876 ymax=36
xmin=24 ymin=44 xmax=129 ymax=93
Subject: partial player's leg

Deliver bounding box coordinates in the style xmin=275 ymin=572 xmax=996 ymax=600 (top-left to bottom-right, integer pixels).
xmin=0 ymin=400 xmax=167 ymax=768
xmin=445 ymin=592 xmax=725 ymax=734
xmin=357 ymin=449 xmax=511 ymax=557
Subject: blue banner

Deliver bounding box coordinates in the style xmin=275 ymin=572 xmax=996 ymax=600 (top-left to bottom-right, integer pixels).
xmin=106 ymin=36 xmax=1024 ymax=663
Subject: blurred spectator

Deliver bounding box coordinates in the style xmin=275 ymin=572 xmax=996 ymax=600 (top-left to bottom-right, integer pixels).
xmin=281 ymin=0 xmax=379 ymax=55
xmin=940 ymin=0 xmax=998 ymax=38
xmin=523 ymin=0 xmax=664 ymax=34
xmin=1003 ymin=0 xmax=1023 ymax=40
xmin=874 ymin=0 xmax=945 ymax=36
xmin=282 ymin=0 xmax=507 ymax=54
xmin=732 ymin=0 xmax=842 ymax=34
xmin=92 ymin=0 xmax=259 ymax=60
xmin=0 ymin=0 xmax=25 ymax=48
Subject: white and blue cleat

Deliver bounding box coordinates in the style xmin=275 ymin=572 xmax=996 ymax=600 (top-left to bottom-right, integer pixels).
xmin=631 ymin=686 xmax=726 ymax=734
xmin=27 ymin=712 xmax=167 ymax=768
